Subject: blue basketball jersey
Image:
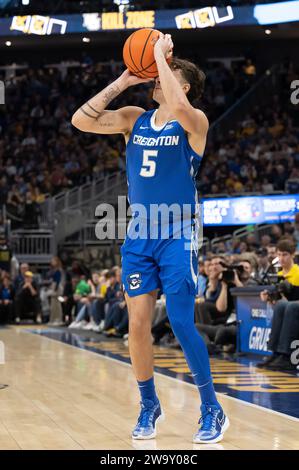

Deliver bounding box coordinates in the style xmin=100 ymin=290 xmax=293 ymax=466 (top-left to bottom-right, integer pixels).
xmin=126 ymin=109 xmax=203 ymax=217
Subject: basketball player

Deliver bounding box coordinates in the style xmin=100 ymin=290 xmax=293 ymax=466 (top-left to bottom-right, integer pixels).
xmin=72 ymin=33 xmax=229 ymax=444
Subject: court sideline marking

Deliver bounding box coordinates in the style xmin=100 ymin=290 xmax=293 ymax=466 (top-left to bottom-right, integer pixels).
xmin=24 ymin=328 xmax=299 ymax=423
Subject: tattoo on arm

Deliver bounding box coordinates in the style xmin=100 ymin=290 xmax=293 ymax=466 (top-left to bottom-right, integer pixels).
xmin=83 ymin=84 xmax=121 ymax=118
xmin=86 ymin=102 xmax=104 ymax=117
xmin=79 ymin=83 xmax=121 ymax=127
xmin=79 ymin=106 xmax=114 ymax=127
xmin=101 ymin=84 xmax=121 ymax=107
xmin=80 ymin=107 xmax=97 ymax=119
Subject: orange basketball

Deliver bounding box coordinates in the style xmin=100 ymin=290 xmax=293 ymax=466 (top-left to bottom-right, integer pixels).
xmin=123 ymin=28 xmax=171 ymax=79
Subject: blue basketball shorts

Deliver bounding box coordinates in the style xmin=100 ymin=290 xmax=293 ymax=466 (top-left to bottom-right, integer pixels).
xmin=121 ymin=217 xmax=199 ymax=297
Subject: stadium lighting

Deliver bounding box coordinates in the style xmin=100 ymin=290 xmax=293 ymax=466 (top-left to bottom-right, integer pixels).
xmin=113 ymin=0 xmax=130 ymax=13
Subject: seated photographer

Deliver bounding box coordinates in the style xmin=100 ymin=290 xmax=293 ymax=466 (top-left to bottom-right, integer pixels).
xmin=197 ymin=256 xmax=251 ymax=326
xmin=258 ymin=239 xmax=299 ymax=371
xmin=196 ymin=258 xmax=258 ymax=353
xmin=196 ymin=256 xmax=231 ymax=326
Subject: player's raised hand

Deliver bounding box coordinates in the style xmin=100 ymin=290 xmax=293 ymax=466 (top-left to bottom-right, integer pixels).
xmin=118 ymin=69 xmax=154 ymax=88
xmin=154 ymin=33 xmax=173 ymax=60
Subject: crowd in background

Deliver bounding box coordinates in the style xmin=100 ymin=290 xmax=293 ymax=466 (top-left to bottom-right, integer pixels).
xmin=206 ymin=220 xmax=299 ymax=255
xmin=0 ymin=257 xmax=129 ymax=338
xmin=0 ymin=55 xmax=256 ymax=227
xmin=1 ymin=56 xmax=298 ymax=227
xmin=1 ymin=221 xmax=299 ymax=371
xmin=199 ymin=61 xmax=299 ymax=196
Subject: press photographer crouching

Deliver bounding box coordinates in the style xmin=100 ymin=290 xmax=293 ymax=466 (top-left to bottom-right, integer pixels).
xmin=257 ymin=239 xmax=299 ymax=371
xmin=196 ymin=256 xmax=233 ymax=326
xmin=196 ymin=256 xmax=258 ymax=353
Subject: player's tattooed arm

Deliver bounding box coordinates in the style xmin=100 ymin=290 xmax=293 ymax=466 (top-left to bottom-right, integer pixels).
xmin=72 ymin=72 xmax=146 ymax=135
xmin=76 ymin=83 xmax=122 ymax=130
xmin=79 ymin=103 xmax=113 ymax=127
xmin=80 ymin=83 xmax=122 ymax=121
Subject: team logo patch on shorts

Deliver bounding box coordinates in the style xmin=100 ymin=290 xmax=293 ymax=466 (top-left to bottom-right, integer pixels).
xmin=127 ymin=273 xmax=142 ymax=290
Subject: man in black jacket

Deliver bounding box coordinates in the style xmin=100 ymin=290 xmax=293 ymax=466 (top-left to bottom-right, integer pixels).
xmin=14 ymin=271 xmax=41 ymax=323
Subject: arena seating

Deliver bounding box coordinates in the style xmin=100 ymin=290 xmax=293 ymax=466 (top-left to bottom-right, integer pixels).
xmin=0 ymin=55 xmax=258 ymax=226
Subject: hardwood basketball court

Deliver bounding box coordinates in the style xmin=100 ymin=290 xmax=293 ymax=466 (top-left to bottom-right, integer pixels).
xmin=0 ymin=326 xmax=298 ymax=450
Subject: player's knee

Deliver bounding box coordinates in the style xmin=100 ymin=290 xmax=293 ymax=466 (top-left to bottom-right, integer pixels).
xmin=129 ymin=315 xmax=151 ymax=336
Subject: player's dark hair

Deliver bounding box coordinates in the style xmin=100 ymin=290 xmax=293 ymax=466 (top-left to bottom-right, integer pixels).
xmin=170 ymin=57 xmax=205 ymax=104
xmin=277 ymin=238 xmax=296 ymax=255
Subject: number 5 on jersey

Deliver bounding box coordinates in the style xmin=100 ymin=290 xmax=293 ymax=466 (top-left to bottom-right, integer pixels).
xmin=140 ymin=150 xmax=158 ymax=177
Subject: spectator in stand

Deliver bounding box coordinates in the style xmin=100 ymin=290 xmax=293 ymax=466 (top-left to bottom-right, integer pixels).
xmin=197 ymin=259 xmax=211 ymax=297
xmin=267 ymin=244 xmax=277 ymax=263
xmin=258 ymin=239 xmax=299 ymax=371
xmin=103 ymin=294 xmax=128 ymax=338
xmin=23 ymin=191 xmax=41 ymax=229
xmin=104 ymin=267 xmax=122 ymax=310
xmin=14 ymin=271 xmax=41 ymax=323
xmin=6 ymin=185 xmax=23 ymax=220
xmin=0 ymin=275 xmax=14 ymax=324
xmin=245 ymin=234 xmax=259 ymax=252
xmin=76 ymin=270 xmax=108 ymax=332
xmin=69 ymin=269 xmax=114 ymax=331
xmin=239 ymin=242 xmax=249 ymax=254
xmin=89 ymin=269 xmax=111 ymax=332
xmin=99 ymin=267 xmax=124 ymax=334
xmin=256 ymin=248 xmax=274 ymax=281
xmin=61 ymin=272 xmax=79 ymax=325
xmin=243 ymin=59 xmax=256 ymax=77
xmin=68 ymin=275 xmax=92 ymax=328
xmin=48 ymin=256 xmax=65 ymax=325
xmin=270 ymin=225 xmax=283 ymax=244
xmin=13 ymin=263 xmax=29 ymax=293
xmin=150 ymin=297 xmax=180 ymax=348
xmin=260 ymin=235 xmax=271 ymax=249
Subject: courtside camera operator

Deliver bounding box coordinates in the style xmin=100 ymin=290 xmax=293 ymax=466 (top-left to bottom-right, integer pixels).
xmin=196 ymin=257 xmax=258 ymax=353
xmin=257 ymin=239 xmax=299 ymax=371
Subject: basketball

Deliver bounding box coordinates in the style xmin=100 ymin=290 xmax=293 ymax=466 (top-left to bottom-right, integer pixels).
xmin=123 ymin=28 xmax=171 ymax=79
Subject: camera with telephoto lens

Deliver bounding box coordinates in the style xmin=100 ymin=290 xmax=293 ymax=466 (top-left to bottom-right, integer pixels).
xmin=219 ymin=261 xmax=245 ymax=284
xmin=264 ymin=274 xmax=293 ymax=302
